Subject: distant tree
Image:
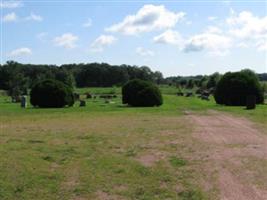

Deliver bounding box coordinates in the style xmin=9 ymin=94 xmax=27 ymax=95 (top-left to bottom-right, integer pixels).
xmin=262 ymin=82 xmax=267 ymax=93
xmin=207 ymin=72 xmax=221 ymax=89
xmin=198 ymin=76 xmax=208 ymax=88
xmin=153 ymin=71 xmax=164 ymax=85
xmin=0 ymin=61 xmax=162 ymax=90
xmin=179 ymin=79 xmax=187 ymax=87
xmin=258 ymin=73 xmax=267 ymax=81
xmin=1 ymin=61 xmax=29 ymax=97
xmin=186 ymin=79 xmax=195 ymax=89
xmin=55 ymin=68 xmax=75 ymax=88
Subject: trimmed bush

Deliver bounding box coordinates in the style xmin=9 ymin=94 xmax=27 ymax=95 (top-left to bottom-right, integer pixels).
xmin=30 ymin=79 xmax=74 ymax=108
xmin=246 ymin=95 xmax=256 ymax=110
xmin=122 ymin=79 xmax=163 ymax=107
xmin=214 ymin=70 xmax=264 ymax=106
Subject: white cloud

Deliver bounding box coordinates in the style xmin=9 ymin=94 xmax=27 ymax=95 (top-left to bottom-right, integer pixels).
xmin=106 ymin=4 xmax=185 ymax=35
xmin=237 ymin=42 xmax=248 ymax=48
xmin=226 ymin=10 xmax=267 ymax=51
xmin=2 ymin=12 xmax=43 ymax=23
xmin=206 ymin=26 xmax=223 ymax=34
xmin=83 ymin=18 xmax=92 ymax=28
xmin=25 ymin=12 xmax=43 ymax=22
xmin=3 ymin=12 xmax=17 ymax=22
xmin=8 ymin=47 xmax=32 ymax=57
xmin=154 ymin=27 xmax=231 ymax=56
xmin=136 ymin=47 xmax=154 ymax=57
xmin=227 ymin=11 xmax=267 ymax=39
xmin=153 ymin=29 xmax=184 ymax=48
xmin=91 ymin=35 xmax=117 ymax=52
xmin=53 ymin=33 xmax=78 ymax=49
xmin=0 ymin=1 xmax=23 ymax=8
xmin=152 ymin=10 xmax=266 ymax=54
xmin=183 ymin=31 xmax=232 ymax=56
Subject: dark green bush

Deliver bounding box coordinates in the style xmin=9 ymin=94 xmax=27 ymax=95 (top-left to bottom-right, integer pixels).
xmin=246 ymin=95 xmax=256 ymax=110
xmin=122 ymin=79 xmax=163 ymax=107
xmin=30 ymin=79 xmax=74 ymax=108
xmin=214 ymin=70 xmax=264 ymax=106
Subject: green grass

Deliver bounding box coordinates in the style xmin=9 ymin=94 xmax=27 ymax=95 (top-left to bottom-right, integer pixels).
xmin=75 ymin=86 xmax=120 ymax=95
xmin=0 ymin=87 xmax=266 ymax=199
xmin=169 ymin=156 xmax=187 ymax=167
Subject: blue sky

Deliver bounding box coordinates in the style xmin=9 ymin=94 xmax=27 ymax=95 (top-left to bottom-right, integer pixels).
xmin=1 ymin=0 xmax=267 ymax=76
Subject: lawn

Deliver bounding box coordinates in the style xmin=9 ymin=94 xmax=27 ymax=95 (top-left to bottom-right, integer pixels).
xmin=0 ymin=87 xmax=266 ymax=200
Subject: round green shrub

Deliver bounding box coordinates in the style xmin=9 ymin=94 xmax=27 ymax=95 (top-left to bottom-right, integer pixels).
xmin=214 ymin=70 xmax=264 ymax=106
xmin=30 ymin=79 xmax=74 ymax=108
xmin=122 ymin=79 xmax=163 ymax=107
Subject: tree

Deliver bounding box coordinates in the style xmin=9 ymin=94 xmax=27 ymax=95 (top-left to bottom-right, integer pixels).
xmin=186 ymin=79 xmax=195 ymax=89
xmin=122 ymin=79 xmax=163 ymax=107
xmin=1 ymin=61 xmax=29 ymax=97
xmin=1 ymin=61 xmax=162 ymax=90
xmin=207 ymin=72 xmax=221 ymax=89
xmin=214 ymin=70 xmax=264 ymax=106
xmin=198 ymin=76 xmax=208 ymax=88
xmin=30 ymin=79 xmax=74 ymax=108
xmin=153 ymin=71 xmax=164 ymax=85
xmin=179 ymin=79 xmax=187 ymax=87
xmin=55 ymin=68 xmax=75 ymax=88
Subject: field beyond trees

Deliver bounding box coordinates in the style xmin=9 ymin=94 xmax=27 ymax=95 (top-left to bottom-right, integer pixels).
xmin=0 ymin=87 xmax=266 ymax=200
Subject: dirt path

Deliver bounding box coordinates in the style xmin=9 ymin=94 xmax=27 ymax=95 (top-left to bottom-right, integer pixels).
xmin=187 ymin=110 xmax=267 ymax=200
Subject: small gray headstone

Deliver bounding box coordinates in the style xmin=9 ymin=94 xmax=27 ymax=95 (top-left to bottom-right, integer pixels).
xmin=21 ymin=96 xmax=27 ymax=108
xmin=80 ymin=100 xmax=86 ymax=107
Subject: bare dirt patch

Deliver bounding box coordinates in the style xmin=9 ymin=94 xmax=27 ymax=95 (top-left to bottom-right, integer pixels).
xmin=187 ymin=110 xmax=267 ymax=200
xmin=95 ymin=191 xmax=125 ymax=200
xmin=135 ymin=151 xmax=168 ymax=167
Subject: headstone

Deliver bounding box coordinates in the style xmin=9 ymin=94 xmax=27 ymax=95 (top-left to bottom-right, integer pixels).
xmin=86 ymin=93 xmax=92 ymax=99
xmin=246 ymin=95 xmax=256 ymax=110
xmin=186 ymin=92 xmax=193 ymax=97
xmin=201 ymin=95 xmax=210 ymax=101
xmin=80 ymin=100 xmax=86 ymax=107
xmin=21 ymin=96 xmax=27 ymax=108
xmin=202 ymin=91 xmax=210 ymax=96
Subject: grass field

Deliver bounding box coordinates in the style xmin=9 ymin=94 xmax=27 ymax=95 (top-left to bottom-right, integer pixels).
xmin=0 ymin=87 xmax=266 ymax=200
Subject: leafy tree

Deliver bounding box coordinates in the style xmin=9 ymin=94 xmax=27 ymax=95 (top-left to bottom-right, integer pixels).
xmin=198 ymin=76 xmax=208 ymax=88
xmin=179 ymin=79 xmax=187 ymax=87
xmin=0 ymin=61 xmax=29 ymax=97
xmin=153 ymin=71 xmax=164 ymax=85
xmin=207 ymin=72 xmax=221 ymax=89
xmin=186 ymin=79 xmax=195 ymax=89
xmin=55 ymin=68 xmax=75 ymax=88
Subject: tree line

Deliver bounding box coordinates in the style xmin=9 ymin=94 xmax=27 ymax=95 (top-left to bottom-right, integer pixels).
xmin=0 ymin=61 xmax=164 ymax=97
xmin=0 ymin=61 xmax=266 ymax=98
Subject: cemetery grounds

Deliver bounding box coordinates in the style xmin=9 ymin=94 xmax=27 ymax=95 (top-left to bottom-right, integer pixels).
xmin=0 ymin=86 xmax=266 ymax=200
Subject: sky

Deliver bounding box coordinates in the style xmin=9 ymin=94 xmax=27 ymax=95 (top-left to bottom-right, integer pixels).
xmin=1 ymin=0 xmax=267 ymax=77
